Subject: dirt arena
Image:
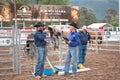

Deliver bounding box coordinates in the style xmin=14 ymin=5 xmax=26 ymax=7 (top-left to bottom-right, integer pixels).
xmin=0 ymin=41 xmax=120 ymax=80
xmin=0 ymin=51 xmax=120 ymax=80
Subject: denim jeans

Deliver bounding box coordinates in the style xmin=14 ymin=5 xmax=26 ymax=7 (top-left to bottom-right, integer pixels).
xmin=64 ymin=46 xmax=78 ymax=74
xmin=34 ymin=46 xmax=47 ymax=76
xmin=78 ymin=45 xmax=87 ymax=64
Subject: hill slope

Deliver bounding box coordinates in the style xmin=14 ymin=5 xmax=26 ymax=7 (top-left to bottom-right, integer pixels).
xmin=70 ymin=0 xmax=119 ymax=19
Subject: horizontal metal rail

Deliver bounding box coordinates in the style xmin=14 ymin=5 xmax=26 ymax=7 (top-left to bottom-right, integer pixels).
xmin=0 ymin=60 xmax=13 ymax=63
xmin=0 ymin=73 xmax=18 ymax=76
xmin=88 ymin=43 xmax=120 ymax=47
xmin=0 ymin=67 xmax=14 ymax=70
xmin=0 ymin=50 xmax=13 ymax=52
xmin=0 ymin=53 xmax=13 ymax=56
xmin=98 ymin=48 xmax=120 ymax=52
xmin=0 ymin=36 xmax=13 ymax=38
xmin=0 ymin=45 xmax=14 ymax=47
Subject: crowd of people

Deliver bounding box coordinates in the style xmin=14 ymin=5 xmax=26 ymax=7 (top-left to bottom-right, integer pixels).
xmin=32 ymin=22 xmax=90 ymax=79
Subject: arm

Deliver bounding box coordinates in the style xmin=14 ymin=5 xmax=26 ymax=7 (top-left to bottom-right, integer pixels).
xmin=35 ymin=32 xmax=46 ymax=41
xmin=69 ymin=32 xmax=80 ymax=46
xmin=88 ymin=32 xmax=91 ymax=42
xmin=70 ymin=36 xmax=80 ymax=46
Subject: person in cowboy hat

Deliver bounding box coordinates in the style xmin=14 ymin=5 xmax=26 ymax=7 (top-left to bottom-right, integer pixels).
xmin=64 ymin=22 xmax=80 ymax=76
xmin=78 ymin=25 xmax=90 ymax=69
xmin=33 ymin=22 xmax=47 ymax=79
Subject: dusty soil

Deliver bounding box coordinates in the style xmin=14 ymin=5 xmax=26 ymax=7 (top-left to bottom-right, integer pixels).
xmin=0 ymin=42 xmax=120 ymax=80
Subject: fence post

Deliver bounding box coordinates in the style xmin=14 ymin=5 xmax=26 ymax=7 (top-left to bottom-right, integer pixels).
xmin=118 ymin=27 xmax=120 ymax=54
xmin=11 ymin=28 xmax=15 ymax=72
xmin=14 ymin=20 xmax=20 ymax=74
xmin=58 ymin=32 xmax=63 ymax=65
xmin=95 ymin=30 xmax=98 ymax=53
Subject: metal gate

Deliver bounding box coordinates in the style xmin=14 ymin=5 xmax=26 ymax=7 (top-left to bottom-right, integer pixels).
xmin=0 ymin=27 xmax=20 ymax=75
xmin=87 ymin=27 xmax=120 ymax=53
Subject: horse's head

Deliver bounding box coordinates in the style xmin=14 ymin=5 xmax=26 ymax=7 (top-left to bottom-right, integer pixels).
xmin=47 ymin=27 xmax=61 ymax=38
xmin=27 ymin=33 xmax=34 ymax=39
xmin=61 ymin=30 xmax=70 ymax=38
xmin=26 ymin=33 xmax=34 ymax=43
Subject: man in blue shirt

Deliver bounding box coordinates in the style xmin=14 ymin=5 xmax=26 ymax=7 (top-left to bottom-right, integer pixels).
xmin=33 ymin=22 xmax=47 ymax=79
xmin=64 ymin=22 xmax=80 ymax=76
xmin=78 ymin=26 xmax=90 ymax=69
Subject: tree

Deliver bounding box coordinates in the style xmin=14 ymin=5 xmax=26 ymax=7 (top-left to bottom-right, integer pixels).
xmin=104 ymin=15 xmax=111 ymax=23
xmin=104 ymin=8 xmax=118 ymax=26
xmin=0 ymin=0 xmax=70 ymax=5
xmin=38 ymin=0 xmax=69 ymax=5
xmin=110 ymin=14 xmax=119 ymax=27
xmin=106 ymin=8 xmax=117 ymax=18
xmin=78 ymin=6 xmax=97 ymax=27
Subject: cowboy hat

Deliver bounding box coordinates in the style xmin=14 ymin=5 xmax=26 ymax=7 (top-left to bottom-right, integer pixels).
xmin=68 ymin=22 xmax=78 ymax=29
xmin=34 ymin=22 xmax=44 ymax=27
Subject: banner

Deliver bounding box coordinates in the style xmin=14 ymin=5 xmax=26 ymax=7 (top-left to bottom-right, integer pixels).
xmin=0 ymin=3 xmax=79 ymax=22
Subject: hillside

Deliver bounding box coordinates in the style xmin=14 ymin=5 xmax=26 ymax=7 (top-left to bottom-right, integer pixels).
xmin=70 ymin=0 xmax=119 ymax=19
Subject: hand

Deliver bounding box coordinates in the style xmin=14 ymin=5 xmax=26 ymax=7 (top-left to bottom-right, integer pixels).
xmin=44 ymin=28 xmax=49 ymax=33
xmin=65 ymin=40 xmax=71 ymax=44
xmin=68 ymin=41 xmax=71 ymax=44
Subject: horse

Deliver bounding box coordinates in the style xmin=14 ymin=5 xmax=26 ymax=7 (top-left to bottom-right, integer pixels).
xmin=46 ymin=27 xmax=61 ymax=50
xmin=87 ymin=28 xmax=103 ymax=50
xmin=24 ymin=33 xmax=35 ymax=60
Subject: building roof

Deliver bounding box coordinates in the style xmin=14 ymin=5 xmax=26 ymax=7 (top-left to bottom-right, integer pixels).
xmin=88 ymin=23 xmax=113 ymax=29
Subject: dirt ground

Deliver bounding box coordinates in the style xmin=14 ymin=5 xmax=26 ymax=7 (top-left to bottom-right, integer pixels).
xmin=0 ymin=41 xmax=120 ymax=80
xmin=0 ymin=49 xmax=120 ymax=80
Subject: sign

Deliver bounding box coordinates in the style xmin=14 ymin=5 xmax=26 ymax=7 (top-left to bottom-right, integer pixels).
xmin=0 ymin=38 xmax=12 ymax=46
xmin=0 ymin=3 xmax=12 ymax=21
xmin=0 ymin=3 xmax=79 ymax=22
xmin=17 ymin=5 xmax=32 ymax=18
xmin=0 ymin=28 xmax=35 ymax=45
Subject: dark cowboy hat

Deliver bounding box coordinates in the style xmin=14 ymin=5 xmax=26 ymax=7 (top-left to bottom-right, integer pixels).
xmin=34 ymin=22 xmax=44 ymax=27
xmin=68 ymin=22 xmax=78 ymax=29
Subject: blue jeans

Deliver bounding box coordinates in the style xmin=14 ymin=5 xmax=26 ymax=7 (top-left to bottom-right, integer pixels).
xmin=34 ymin=46 xmax=47 ymax=76
xmin=64 ymin=46 xmax=78 ymax=74
xmin=78 ymin=45 xmax=87 ymax=64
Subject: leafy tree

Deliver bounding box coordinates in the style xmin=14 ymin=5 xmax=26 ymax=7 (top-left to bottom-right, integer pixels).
xmin=104 ymin=15 xmax=111 ymax=23
xmin=110 ymin=14 xmax=119 ymax=27
xmin=106 ymin=8 xmax=117 ymax=18
xmin=39 ymin=0 xmax=69 ymax=5
xmin=104 ymin=8 xmax=118 ymax=26
xmin=78 ymin=6 xmax=97 ymax=27
xmin=0 ymin=0 xmax=70 ymax=5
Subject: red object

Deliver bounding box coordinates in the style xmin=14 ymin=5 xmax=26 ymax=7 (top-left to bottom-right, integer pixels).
xmin=99 ymin=26 xmax=104 ymax=35
xmin=99 ymin=26 xmax=104 ymax=31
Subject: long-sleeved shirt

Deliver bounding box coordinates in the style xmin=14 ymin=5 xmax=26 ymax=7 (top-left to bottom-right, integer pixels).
xmin=34 ymin=30 xmax=47 ymax=47
xmin=79 ymin=31 xmax=90 ymax=45
xmin=68 ymin=31 xmax=80 ymax=47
